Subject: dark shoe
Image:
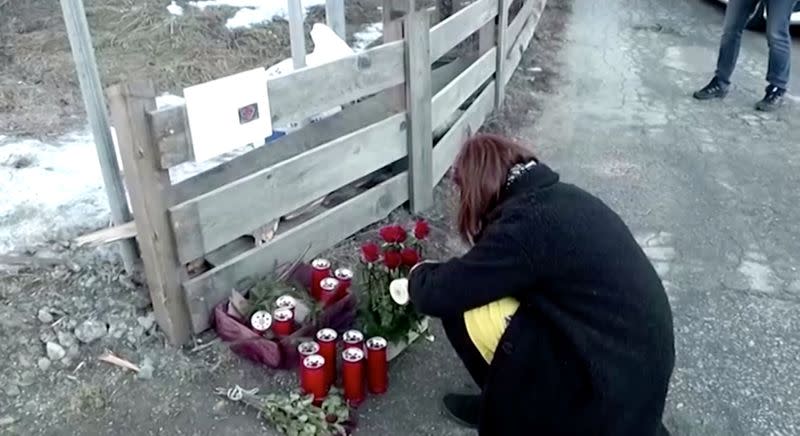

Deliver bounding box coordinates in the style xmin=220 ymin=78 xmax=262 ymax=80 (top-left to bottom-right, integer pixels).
xmin=693 ymin=77 xmax=728 ymax=100
xmin=442 ymin=393 xmax=480 ymax=429
xmin=755 ymin=85 xmax=785 ymax=112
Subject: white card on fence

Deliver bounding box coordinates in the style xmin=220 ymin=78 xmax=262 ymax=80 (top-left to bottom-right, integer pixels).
xmin=183 ymin=68 xmax=272 ymax=162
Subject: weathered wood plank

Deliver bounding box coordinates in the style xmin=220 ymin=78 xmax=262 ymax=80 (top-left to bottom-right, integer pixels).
xmin=169 ymin=112 xmax=408 ymax=264
xmin=507 ymin=0 xmax=536 ymax=55
xmin=107 ymin=81 xmax=191 ymax=345
xmin=431 ymin=47 xmax=496 ymax=132
xmin=268 ymin=40 xmax=405 ymax=126
xmin=429 ymin=0 xmax=498 ymax=62
xmin=325 ymin=0 xmax=346 ymax=40
xmin=382 ymin=0 xmax=406 ymax=112
xmin=60 ymin=0 xmax=137 ymax=272
xmin=478 ymin=18 xmax=496 ymax=55
xmin=495 ymin=0 xmax=509 ymax=108
xmin=503 ymin=0 xmax=545 ymax=86
xmin=287 ymin=0 xmax=307 ymax=69
xmin=147 ymin=104 xmax=194 ymax=169
xmin=433 ymin=80 xmax=496 ymax=183
xmin=170 ymin=94 xmax=396 ymax=204
xmin=183 ymin=172 xmax=410 ymax=333
xmin=404 ymin=4 xmax=434 ymax=213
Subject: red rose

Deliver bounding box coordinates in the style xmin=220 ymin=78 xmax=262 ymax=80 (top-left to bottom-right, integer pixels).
xmin=395 ymin=225 xmax=408 ymax=243
xmin=400 ymin=248 xmax=420 ymax=267
xmin=414 ymin=220 xmax=430 ymax=240
xmin=361 ymin=242 xmax=380 ymax=263
xmin=382 ymin=250 xmax=402 ymax=269
xmin=379 ymin=225 xmax=407 ymax=243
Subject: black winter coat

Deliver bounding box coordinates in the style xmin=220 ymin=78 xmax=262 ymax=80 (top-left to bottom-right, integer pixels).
xmin=409 ymin=163 xmax=675 ymax=436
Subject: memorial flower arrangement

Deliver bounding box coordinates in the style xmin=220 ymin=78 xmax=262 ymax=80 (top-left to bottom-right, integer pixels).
xmin=358 ymin=220 xmax=430 ymax=343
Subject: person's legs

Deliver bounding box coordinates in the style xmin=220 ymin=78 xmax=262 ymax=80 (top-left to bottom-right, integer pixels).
xmin=441 ymin=316 xmax=489 ymax=388
xmin=715 ymin=0 xmax=761 ymax=86
xmin=694 ymin=0 xmax=758 ymax=99
xmin=440 ymin=317 xmax=489 ymax=429
xmin=764 ymin=0 xmax=794 ymax=90
xmin=754 ymin=0 xmax=794 ymax=110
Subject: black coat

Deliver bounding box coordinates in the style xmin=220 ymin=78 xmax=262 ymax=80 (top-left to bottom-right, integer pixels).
xmin=409 ymin=163 xmax=675 ymax=436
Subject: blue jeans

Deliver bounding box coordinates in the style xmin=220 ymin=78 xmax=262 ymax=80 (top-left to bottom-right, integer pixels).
xmin=715 ymin=0 xmax=796 ymax=89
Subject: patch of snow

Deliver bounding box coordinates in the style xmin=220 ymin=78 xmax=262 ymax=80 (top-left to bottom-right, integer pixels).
xmin=352 ymin=22 xmax=383 ymax=52
xmin=156 ymin=93 xmax=185 ymax=109
xmin=167 ymin=1 xmax=184 ymax=16
xmin=189 ymin=0 xmax=326 ymax=29
xmin=0 ymin=130 xmax=110 ymax=253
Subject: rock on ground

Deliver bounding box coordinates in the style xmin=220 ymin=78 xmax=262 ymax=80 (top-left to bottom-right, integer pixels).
xmin=74 ymin=319 xmax=107 ymax=344
xmin=45 ymin=342 xmax=65 ymax=361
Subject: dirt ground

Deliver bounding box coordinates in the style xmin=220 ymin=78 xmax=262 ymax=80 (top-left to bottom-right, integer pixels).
xmin=0 ymin=0 xmax=570 ymax=434
xmin=0 ymin=0 xmax=386 ymax=138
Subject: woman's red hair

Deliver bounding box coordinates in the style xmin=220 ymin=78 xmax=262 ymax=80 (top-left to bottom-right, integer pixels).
xmin=453 ymin=134 xmax=536 ymax=243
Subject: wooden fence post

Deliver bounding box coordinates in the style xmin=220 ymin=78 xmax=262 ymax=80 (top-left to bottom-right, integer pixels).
xmin=495 ymin=0 xmax=509 ymax=108
xmin=60 ymin=0 xmax=138 ymax=273
xmin=288 ymin=0 xmax=307 ymax=69
xmin=383 ymin=0 xmax=406 ymax=111
xmin=107 ymin=81 xmax=191 ymax=345
xmin=325 ymin=0 xmax=346 ymax=40
xmin=404 ymin=1 xmax=434 ymax=213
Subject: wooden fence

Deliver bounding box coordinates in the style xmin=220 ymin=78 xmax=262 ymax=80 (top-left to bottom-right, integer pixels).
xmin=107 ymin=0 xmax=547 ymax=344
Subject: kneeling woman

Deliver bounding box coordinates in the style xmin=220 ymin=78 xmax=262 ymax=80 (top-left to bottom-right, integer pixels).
xmin=406 ymin=134 xmax=674 ymax=435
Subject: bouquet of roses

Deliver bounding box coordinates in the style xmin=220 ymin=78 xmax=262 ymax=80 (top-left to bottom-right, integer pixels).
xmin=357 ymin=220 xmax=430 ymax=343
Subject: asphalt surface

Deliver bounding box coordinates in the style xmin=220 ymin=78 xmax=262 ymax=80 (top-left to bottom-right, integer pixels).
xmin=359 ymin=0 xmax=800 ymax=435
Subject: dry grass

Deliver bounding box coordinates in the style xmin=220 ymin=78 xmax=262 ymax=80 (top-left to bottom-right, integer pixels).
xmin=0 ymin=0 xmax=304 ymax=137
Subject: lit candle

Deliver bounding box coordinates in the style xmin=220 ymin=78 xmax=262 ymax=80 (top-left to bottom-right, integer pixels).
xmin=297 ymin=341 xmax=320 ymax=380
xmin=319 ymin=277 xmax=340 ymax=307
xmin=341 ymin=347 xmax=365 ymax=406
xmin=342 ymin=329 xmax=364 ymax=350
xmin=366 ymin=336 xmax=388 ymax=394
xmin=316 ymin=328 xmax=338 ymax=387
xmin=249 ymin=310 xmax=272 ymax=334
xmin=311 ymin=258 xmax=331 ymax=300
xmin=333 ymin=268 xmax=353 ymax=301
xmin=297 ymin=341 xmax=319 ymax=365
xmin=301 ymin=354 xmax=328 ymax=405
xmin=276 ymin=295 xmax=297 ymax=316
xmin=272 ymin=308 xmax=295 ymax=337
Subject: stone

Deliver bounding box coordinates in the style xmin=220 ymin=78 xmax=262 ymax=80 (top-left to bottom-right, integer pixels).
xmin=18 ymin=371 xmax=35 ymax=387
xmin=136 ymin=358 xmax=154 ymax=380
xmin=37 ymin=357 xmax=51 ymax=371
xmin=74 ymin=320 xmax=107 ymax=344
xmin=0 ymin=416 xmax=16 ymax=427
xmin=37 ymin=308 xmax=54 ymax=324
xmin=137 ymin=312 xmax=156 ymax=331
xmin=57 ymin=331 xmax=77 ymax=349
xmin=788 ymin=279 xmax=800 ymax=295
xmin=4 ymin=384 xmax=20 ymax=397
xmin=107 ymin=318 xmax=127 ymax=340
xmin=46 ymin=342 xmax=66 ymax=361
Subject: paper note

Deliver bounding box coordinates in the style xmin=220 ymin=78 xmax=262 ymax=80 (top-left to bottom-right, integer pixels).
xmin=184 ymin=68 xmax=272 ymax=162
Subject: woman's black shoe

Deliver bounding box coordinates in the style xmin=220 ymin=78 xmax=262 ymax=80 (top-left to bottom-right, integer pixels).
xmin=693 ymin=77 xmax=728 ymax=100
xmin=442 ymin=393 xmax=480 ymax=429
